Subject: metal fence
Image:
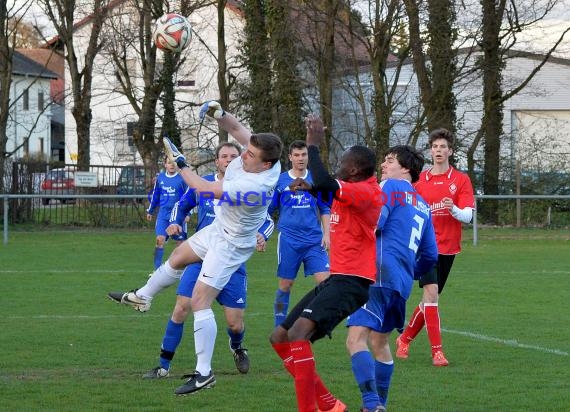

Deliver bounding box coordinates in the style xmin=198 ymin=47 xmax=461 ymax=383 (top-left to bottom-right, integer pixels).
xmin=1 ymin=193 xmax=569 ymax=245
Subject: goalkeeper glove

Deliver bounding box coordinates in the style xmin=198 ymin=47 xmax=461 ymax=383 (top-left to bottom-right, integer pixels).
xmin=199 ymin=100 xmax=225 ymax=121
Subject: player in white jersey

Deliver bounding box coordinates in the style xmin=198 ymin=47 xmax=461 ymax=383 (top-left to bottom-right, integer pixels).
xmin=114 ymin=101 xmax=281 ymax=396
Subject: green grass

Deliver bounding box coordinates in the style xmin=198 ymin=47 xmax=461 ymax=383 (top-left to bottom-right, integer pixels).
xmin=1 ymin=228 xmax=569 ymax=411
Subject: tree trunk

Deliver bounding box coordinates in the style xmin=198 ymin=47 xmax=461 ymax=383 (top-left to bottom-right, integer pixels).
xmin=479 ymin=0 xmax=505 ymax=224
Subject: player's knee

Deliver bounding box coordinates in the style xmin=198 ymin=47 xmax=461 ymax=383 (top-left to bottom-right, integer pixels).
xmin=172 ymin=303 xmax=191 ymax=322
xmin=278 ymin=279 xmax=294 ymax=292
xmin=269 ymin=325 xmax=288 ymax=344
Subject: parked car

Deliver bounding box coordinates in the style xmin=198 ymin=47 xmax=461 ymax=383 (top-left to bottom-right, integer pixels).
xmin=40 ymin=168 xmax=76 ymax=205
xmin=117 ymin=166 xmax=148 ymax=202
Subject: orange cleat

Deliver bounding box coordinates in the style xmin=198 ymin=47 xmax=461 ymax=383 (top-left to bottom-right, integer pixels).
xmin=395 ymin=335 xmax=409 ymax=359
xmin=432 ymin=350 xmax=449 ymax=367
xmin=318 ymin=399 xmax=348 ymax=412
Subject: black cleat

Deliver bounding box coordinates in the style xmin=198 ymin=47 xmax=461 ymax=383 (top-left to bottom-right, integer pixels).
xmin=175 ymin=371 xmax=216 ymax=395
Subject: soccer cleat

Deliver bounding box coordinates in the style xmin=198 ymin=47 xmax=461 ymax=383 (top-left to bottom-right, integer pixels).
xmin=432 ymin=350 xmax=449 ymax=367
xmin=163 ymin=136 xmax=186 ymax=165
xmin=107 ymin=291 xmax=126 ymax=304
xmin=360 ymin=406 xmax=386 ymax=412
xmin=174 ymin=371 xmax=216 ymax=395
xmin=107 ymin=289 xmax=151 ymax=312
xmin=395 ymin=335 xmax=409 ymax=359
xmin=229 ymin=338 xmax=250 ymax=374
xmin=318 ymin=399 xmax=348 ymax=412
xmin=142 ymin=366 xmax=169 ymax=379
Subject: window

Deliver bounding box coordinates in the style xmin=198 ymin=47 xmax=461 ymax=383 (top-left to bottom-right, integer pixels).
xmin=23 ymin=88 xmax=29 ymax=110
xmin=38 ymin=91 xmax=44 ymax=111
xmin=177 ymin=80 xmax=196 ymax=87
xmin=39 ymin=138 xmax=44 ymax=155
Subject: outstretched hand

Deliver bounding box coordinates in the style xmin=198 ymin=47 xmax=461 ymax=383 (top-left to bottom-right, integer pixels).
xmin=305 ymin=113 xmax=325 ymax=147
xmin=199 ymin=100 xmax=225 ymax=121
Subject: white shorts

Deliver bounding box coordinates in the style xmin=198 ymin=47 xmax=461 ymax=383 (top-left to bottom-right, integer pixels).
xmin=187 ymin=223 xmax=254 ymax=290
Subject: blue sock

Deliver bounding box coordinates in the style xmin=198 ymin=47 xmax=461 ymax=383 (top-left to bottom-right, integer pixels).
xmin=375 ymin=359 xmax=394 ymax=406
xmin=274 ymin=289 xmax=290 ymax=327
xmin=351 ymin=351 xmax=380 ymax=410
xmin=154 ymin=247 xmax=164 ymax=269
xmin=228 ymin=327 xmax=245 ymax=350
xmin=159 ymin=319 xmax=184 ymax=370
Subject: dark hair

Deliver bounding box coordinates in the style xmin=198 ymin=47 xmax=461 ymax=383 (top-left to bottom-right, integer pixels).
xmin=385 ymin=145 xmax=425 ymax=183
xmin=215 ymin=142 xmax=241 ymax=158
xmin=428 ymin=128 xmax=455 ymax=147
xmin=288 ymin=140 xmax=307 ymax=154
xmin=250 ymin=133 xmax=283 ymax=166
xmin=349 ymin=145 xmax=377 ymax=178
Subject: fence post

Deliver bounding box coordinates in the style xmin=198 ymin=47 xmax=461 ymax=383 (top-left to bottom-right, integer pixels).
xmin=3 ymin=196 xmax=8 ymax=245
xmin=473 ymin=197 xmax=478 ymax=246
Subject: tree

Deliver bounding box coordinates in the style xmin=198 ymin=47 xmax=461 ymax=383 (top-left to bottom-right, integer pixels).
xmin=475 ymin=0 xmax=570 ymax=223
xmin=266 ymin=0 xmax=304 ymax=160
xmin=239 ymin=0 xmax=305 ymax=164
xmin=42 ymin=0 xmax=112 ymax=171
xmin=403 ymin=0 xmax=457 ymax=138
xmin=7 ymin=16 xmax=43 ymax=48
xmin=240 ymin=0 xmax=273 ymax=132
xmin=0 ymin=0 xmax=14 ymax=192
xmin=344 ymin=0 xmax=409 ymax=160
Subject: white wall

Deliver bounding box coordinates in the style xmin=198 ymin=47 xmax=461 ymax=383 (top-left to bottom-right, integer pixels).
xmin=7 ymin=75 xmax=52 ymax=159
xmin=64 ymin=3 xmax=245 ymax=166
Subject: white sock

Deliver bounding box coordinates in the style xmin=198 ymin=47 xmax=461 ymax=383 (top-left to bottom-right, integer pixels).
xmin=137 ymin=260 xmax=182 ymax=300
xmin=194 ymin=308 xmax=217 ymax=376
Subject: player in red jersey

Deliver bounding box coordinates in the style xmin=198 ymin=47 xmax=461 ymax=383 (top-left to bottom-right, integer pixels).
xmin=396 ymin=128 xmax=475 ymax=366
xmin=269 ymin=114 xmax=382 ymax=412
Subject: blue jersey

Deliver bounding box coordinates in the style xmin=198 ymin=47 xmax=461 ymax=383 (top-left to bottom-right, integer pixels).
xmin=147 ymin=171 xmax=187 ymax=220
xmin=170 ymin=174 xmax=275 ymax=241
xmin=374 ymin=179 xmax=438 ymax=300
xmin=268 ymin=170 xmax=330 ymax=244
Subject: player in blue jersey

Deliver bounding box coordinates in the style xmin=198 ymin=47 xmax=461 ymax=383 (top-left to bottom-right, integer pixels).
xmin=269 ymin=140 xmax=330 ymax=327
xmin=142 ymin=142 xmax=274 ymax=378
xmin=146 ymin=157 xmax=188 ymax=269
xmin=345 ymin=145 xmax=438 ymax=412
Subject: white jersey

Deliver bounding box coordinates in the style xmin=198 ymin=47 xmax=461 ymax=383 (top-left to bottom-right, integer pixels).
xmin=213 ymin=156 xmax=280 ymax=248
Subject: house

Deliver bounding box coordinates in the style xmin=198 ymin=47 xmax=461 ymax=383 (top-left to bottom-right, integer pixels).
xmin=53 ymin=0 xmax=246 ymax=168
xmin=7 ymin=50 xmax=58 ymax=160
xmin=333 ymin=48 xmax=570 ymax=184
xmin=16 ymin=48 xmax=66 ymax=161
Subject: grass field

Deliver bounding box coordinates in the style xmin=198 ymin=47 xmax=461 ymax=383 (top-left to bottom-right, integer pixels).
xmin=1 ymin=228 xmax=569 ymax=411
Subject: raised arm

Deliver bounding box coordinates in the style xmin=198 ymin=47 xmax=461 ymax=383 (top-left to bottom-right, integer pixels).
xmin=200 ymin=101 xmax=251 ymax=147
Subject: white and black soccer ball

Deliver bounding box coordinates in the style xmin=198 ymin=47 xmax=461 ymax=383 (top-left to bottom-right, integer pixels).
xmin=153 ymin=13 xmax=192 ymax=53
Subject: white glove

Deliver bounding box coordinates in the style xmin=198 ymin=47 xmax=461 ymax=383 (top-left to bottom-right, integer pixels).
xmin=199 ymin=100 xmax=225 ymax=120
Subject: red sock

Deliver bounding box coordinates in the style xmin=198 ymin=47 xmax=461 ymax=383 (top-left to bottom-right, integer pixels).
xmin=273 ymin=342 xmax=334 ymax=410
xmin=290 ymin=340 xmax=317 ymax=412
xmin=424 ymin=303 xmax=443 ymax=354
xmin=315 ymin=374 xmax=336 ymax=410
xmin=401 ymin=304 xmax=425 ymax=343
xmin=272 ymin=342 xmax=295 ymax=376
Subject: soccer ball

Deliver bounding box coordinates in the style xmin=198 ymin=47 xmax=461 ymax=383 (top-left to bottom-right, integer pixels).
xmin=153 ymin=13 xmax=192 ymax=53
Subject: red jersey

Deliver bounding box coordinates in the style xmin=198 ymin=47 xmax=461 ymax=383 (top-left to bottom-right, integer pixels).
xmin=414 ymin=167 xmax=474 ymax=255
xmin=329 ymin=176 xmax=382 ymax=282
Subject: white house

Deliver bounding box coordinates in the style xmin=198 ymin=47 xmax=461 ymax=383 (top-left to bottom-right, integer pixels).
xmin=333 ymin=48 xmax=570 ymax=179
xmin=60 ymin=0 xmax=245 ymax=167
xmin=7 ymin=51 xmax=57 ymax=160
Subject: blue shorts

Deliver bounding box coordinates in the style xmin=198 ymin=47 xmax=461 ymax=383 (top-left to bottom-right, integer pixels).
xmin=155 ymin=216 xmax=187 ymax=241
xmin=176 ymin=262 xmax=247 ymax=309
xmin=276 ymin=233 xmax=329 ymax=280
xmin=346 ymin=287 xmax=406 ymax=333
